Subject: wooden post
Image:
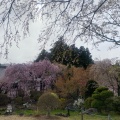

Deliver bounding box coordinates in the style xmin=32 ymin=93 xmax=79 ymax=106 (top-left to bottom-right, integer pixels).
xmin=108 ymin=114 xmax=111 ymax=120
xmin=81 ymin=112 xmax=83 ymax=120
xmin=81 ymin=107 xmax=84 ymax=120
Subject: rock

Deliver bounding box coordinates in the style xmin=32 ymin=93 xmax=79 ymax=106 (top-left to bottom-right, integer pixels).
xmin=83 ymin=108 xmax=97 ymax=115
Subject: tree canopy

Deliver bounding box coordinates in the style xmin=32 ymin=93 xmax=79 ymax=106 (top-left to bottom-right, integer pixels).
xmin=35 ymin=38 xmax=93 ymax=69
xmin=4 ymin=60 xmax=60 ymax=95
xmin=54 ymin=65 xmax=90 ymax=100
xmin=90 ymin=59 xmax=120 ymax=96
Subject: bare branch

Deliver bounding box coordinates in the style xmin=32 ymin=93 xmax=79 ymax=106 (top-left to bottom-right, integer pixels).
xmin=0 ymin=0 xmax=120 ymax=55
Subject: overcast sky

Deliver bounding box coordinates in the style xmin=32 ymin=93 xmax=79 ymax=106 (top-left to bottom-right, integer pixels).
xmin=0 ymin=20 xmax=120 ymax=64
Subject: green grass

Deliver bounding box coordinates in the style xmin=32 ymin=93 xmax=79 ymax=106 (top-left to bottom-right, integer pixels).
xmin=50 ymin=110 xmax=120 ymax=120
xmin=1 ymin=108 xmax=120 ymax=120
xmin=69 ymin=114 xmax=120 ymax=120
xmin=19 ymin=109 xmax=120 ymax=119
xmin=14 ymin=109 xmax=35 ymax=115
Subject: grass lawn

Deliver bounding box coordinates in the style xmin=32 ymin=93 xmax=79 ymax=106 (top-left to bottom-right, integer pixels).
xmin=51 ymin=110 xmax=120 ymax=120
xmin=68 ymin=114 xmax=120 ymax=120
xmin=0 ymin=109 xmax=120 ymax=120
xmin=0 ymin=114 xmax=120 ymax=120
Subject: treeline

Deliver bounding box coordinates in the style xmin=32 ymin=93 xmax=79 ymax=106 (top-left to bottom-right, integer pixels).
xmin=35 ymin=37 xmax=94 ymax=69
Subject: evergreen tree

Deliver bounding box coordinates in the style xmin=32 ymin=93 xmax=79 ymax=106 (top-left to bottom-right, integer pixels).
xmin=35 ymin=37 xmax=94 ymax=69
xmin=85 ymin=80 xmax=98 ymax=99
xmin=34 ymin=49 xmax=50 ymax=62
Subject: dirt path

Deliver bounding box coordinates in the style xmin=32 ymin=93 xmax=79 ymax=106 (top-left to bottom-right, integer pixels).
xmin=0 ymin=115 xmax=37 ymax=120
xmin=0 ymin=115 xmax=68 ymax=120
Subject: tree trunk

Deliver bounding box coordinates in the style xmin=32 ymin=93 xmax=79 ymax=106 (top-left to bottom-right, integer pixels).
xmin=67 ymin=109 xmax=70 ymax=116
xmin=47 ymin=110 xmax=50 ymax=117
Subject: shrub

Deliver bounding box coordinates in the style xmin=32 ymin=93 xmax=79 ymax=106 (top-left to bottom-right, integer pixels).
xmin=112 ymin=96 xmax=120 ymax=113
xmin=59 ymin=98 xmax=67 ymax=109
xmin=100 ymin=91 xmax=113 ymax=100
xmin=0 ymin=94 xmax=10 ymax=106
xmin=23 ymin=96 xmax=30 ymax=103
xmin=30 ymin=90 xmax=43 ymax=102
xmin=84 ymin=97 xmax=94 ymax=109
xmin=93 ymin=87 xmax=108 ymax=94
xmin=37 ymin=92 xmax=59 ymax=116
xmin=14 ymin=97 xmax=23 ymax=105
xmin=91 ymin=100 xmax=103 ymax=111
xmin=91 ymin=87 xmax=114 ymax=112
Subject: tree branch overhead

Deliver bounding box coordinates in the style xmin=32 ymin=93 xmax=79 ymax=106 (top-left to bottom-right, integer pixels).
xmin=0 ymin=0 xmax=120 ymax=54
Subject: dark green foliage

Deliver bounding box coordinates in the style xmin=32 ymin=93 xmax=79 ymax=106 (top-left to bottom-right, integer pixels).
xmin=84 ymin=87 xmax=114 ymax=113
xmin=85 ymin=80 xmax=98 ymax=99
xmin=112 ymin=96 xmax=120 ymax=113
xmin=78 ymin=47 xmax=93 ymax=69
xmin=30 ymin=90 xmax=43 ymax=102
xmin=99 ymin=91 xmax=114 ymax=100
xmin=51 ymin=39 xmax=94 ymax=69
xmin=14 ymin=97 xmax=23 ymax=105
xmin=34 ymin=49 xmax=51 ymax=62
xmin=91 ymin=87 xmax=114 ymax=112
xmin=50 ymin=38 xmax=70 ymax=65
xmin=14 ymin=95 xmax=30 ymax=105
xmin=91 ymin=99 xmax=103 ymax=110
xmin=0 ymin=94 xmax=10 ymax=106
xmin=104 ymin=97 xmax=113 ymax=111
xmin=23 ymin=96 xmax=30 ymax=103
xmin=93 ymin=87 xmax=108 ymax=94
xmin=35 ymin=37 xmax=94 ymax=69
xmin=84 ymin=97 xmax=94 ymax=109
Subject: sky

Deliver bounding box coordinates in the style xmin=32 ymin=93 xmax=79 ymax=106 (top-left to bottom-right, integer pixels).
xmin=0 ymin=19 xmax=120 ymax=64
xmin=0 ymin=32 xmax=120 ymax=64
xmin=0 ymin=0 xmax=120 ymax=64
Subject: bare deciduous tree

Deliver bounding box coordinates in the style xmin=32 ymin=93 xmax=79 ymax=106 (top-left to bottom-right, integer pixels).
xmin=0 ymin=0 xmax=120 ymax=54
xmin=90 ymin=59 xmax=120 ymax=96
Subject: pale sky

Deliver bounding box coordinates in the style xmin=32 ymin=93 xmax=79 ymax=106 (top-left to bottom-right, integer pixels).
xmin=0 ymin=20 xmax=120 ymax=64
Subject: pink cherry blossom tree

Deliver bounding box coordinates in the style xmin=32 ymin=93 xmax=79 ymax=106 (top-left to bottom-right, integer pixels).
xmin=3 ymin=60 xmax=60 ymax=97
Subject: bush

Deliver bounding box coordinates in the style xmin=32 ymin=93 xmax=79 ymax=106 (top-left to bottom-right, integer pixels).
xmin=84 ymin=87 xmax=114 ymax=113
xmin=112 ymin=96 xmax=120 ymax=113
xmin=91 ymin=87 xmax=113 ymax=112
xmin=30 ymin=90 xmax=43 ymax=102
xmin=37 ymin=92 xmax=59 ymax=116
xmin=14 ymin=97 xmax=23 ymax=105
xmin=100 ymin=91 xmax=113 ymax=100
xmin=0 ymin=94 xmax=10 ymax=106
xmin=59 ymin=98 xmax=67 ymax=109
xmin=91 ymin=100 xmax=103 ymax=111
xmin=93 ymin=87 xmax=108 ymax=94
xmin=23 ymin=96 xmax=30 ymax=103
xmin=84 ymin=97 xmax=94 ymax=109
